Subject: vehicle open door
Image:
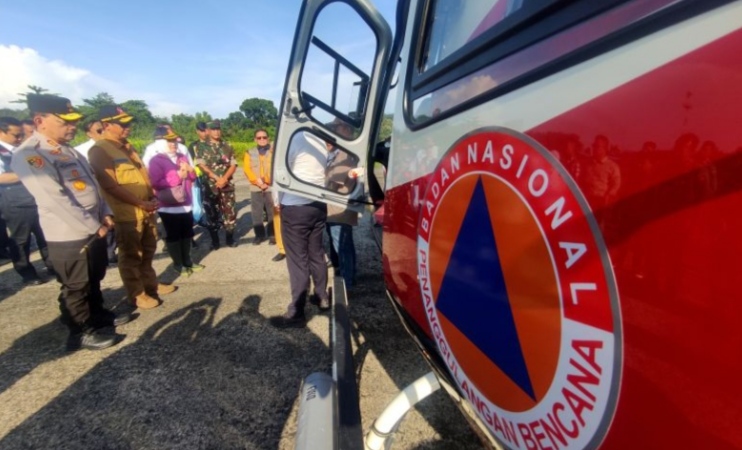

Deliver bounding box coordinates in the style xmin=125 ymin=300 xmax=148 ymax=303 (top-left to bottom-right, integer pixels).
xmin=272 ymin=0 xmax=392 ymax=212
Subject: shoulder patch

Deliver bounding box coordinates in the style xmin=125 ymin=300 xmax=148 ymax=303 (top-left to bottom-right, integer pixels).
xmin=27 ymin=156 xmax=44 ymax=169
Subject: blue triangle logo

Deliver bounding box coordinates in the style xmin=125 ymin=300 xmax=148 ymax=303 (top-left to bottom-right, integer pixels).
xmin=436 ymin=177 xmax=535 ymax=399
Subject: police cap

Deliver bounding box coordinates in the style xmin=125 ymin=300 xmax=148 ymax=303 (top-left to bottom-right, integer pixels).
xmin=27 ymin=94 xmax=83 ymax=122
xmin=99 ymin=104 xmax=135 ymax=124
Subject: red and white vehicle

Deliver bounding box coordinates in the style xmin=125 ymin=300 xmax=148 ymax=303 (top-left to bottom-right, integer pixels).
xmin=273 ymin=0 xmax=742 ymax=448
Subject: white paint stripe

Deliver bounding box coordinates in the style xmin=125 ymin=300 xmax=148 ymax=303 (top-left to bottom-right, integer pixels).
xmin=388 ymin=2 xmax=742 ymax=189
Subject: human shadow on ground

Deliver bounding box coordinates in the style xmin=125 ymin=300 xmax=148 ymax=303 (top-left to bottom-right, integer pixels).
xmin=0 ymin=295 xmax=331 ymax=450
xmin=0 ymin=258 xmax=56 ymax=305
xmin=0 ymin=286 xmax=130 ymax=396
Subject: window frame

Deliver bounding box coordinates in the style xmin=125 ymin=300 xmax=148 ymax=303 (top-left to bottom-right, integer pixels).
xmin=403 ymin=0 xmax=734 ymax=131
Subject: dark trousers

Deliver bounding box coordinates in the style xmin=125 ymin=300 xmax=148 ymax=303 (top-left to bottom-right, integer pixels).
xmin=48 ymin=236 xmax=108 ymax=333
xmin=326 ymin=223 xmax=356 ymax=287
xmin=280 ymin=202 xmax=328 ymax=317
xmin=106 ymin=228 xmax=117 ymax=261
xmin=0 ymin=214 xmax=10 ymax=258
xmin=0 ymin=184 xmax=50 ymax=281
xmin=159 ymin=212 xmax=195 ymax=242
xmin=250 ymin=190 xmax=275 ymax=238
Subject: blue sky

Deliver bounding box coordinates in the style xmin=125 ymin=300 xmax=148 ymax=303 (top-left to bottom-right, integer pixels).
xmin=0 ymin=0 xmax=397 ymax=118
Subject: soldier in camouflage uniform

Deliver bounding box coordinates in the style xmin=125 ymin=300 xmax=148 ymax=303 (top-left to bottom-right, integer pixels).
xmin=193 ymin=120 xmax=238 ymax=249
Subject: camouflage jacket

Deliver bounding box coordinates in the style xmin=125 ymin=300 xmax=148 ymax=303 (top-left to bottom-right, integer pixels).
xmin=193 ymin=139 xmax=237 ymax=188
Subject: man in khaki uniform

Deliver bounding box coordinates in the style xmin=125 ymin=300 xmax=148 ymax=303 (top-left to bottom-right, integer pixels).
xmin=88 ymin=105 xmax=176 ymax=310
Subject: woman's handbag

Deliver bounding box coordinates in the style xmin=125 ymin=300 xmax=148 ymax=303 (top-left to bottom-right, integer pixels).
xmin=156 ymin=180 xmax=187 ymax=206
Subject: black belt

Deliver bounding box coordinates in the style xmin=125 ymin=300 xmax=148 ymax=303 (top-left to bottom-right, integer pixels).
xmin=0 ymin=182 xmax=23 ymax=190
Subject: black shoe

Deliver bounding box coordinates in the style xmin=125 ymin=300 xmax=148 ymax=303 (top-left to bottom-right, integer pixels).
xmin=268 ymin=237 xmax=276 ymax=245
xmin=269 ymin=313 xmax=307 ymax=329
xmin=309 ymin=293 xmax=331 ymax=311
xmin=22 ymin=277 xmax=46 ymax=286
xmin=67 ymin=330 xmax=119 ymax=351
xmin=91 ymin=311 xmax=137 ymax=329
xmin=253 ymin=236 xmax=265 ymax=246
xmin=272 ymin=253 xmax=286 ymax=262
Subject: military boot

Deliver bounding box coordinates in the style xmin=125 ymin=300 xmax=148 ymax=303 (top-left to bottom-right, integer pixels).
xmin=209 ymin=230 xmax=220 ymax=250
xmin=226 ymin=230 xmax=238 ymax=248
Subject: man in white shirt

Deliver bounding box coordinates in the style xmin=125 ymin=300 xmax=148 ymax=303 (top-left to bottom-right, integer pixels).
xmin=74 ymin=120 xmax=104 ymax=160
xmin=270 ymin=131 xmax=331 ymax=328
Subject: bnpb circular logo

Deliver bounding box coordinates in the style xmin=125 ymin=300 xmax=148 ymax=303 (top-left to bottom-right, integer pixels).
xmin=416 ymin=129 xmax=621 ymax=450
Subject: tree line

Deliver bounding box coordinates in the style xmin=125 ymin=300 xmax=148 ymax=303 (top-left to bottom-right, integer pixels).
xmin=1 ymin=86 xmax=278 ymax=148
xmin=1 ymin=85 xmax=394 ymax=154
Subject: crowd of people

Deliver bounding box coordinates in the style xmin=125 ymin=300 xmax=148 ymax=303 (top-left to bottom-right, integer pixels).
xmin=0 ymin=93 xmax=361 ymax=351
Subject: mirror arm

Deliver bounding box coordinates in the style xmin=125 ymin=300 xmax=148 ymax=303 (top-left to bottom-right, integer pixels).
xmin=291 ymin=103 xmax=315 ymax=117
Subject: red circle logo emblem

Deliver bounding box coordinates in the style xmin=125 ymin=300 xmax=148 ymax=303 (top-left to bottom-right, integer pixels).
xmin=417 ymin=129 xmax=622 ymax=449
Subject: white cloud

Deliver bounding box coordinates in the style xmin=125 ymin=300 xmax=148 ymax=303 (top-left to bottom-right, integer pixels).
xmin=0 ymin=45 xmax=109 ymax=108
xmin=0 ymin=44 xmax=284 ymax=118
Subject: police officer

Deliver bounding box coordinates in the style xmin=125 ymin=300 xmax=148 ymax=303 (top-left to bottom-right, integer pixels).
xmin=12 ymin=94 xmax=131 ymax=351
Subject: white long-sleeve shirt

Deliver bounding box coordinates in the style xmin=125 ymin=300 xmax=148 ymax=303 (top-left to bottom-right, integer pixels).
xmin=279 ymin=131 xmax=328 ymax=206
xmin=74 ymin=139 xmax=96 ymax=160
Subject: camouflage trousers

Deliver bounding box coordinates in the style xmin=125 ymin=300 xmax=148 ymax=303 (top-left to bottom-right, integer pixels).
xmin=205 ymin=184 xmax=237 ymax=232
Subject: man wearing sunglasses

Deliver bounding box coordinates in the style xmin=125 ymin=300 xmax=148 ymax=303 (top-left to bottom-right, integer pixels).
xmin=243 ymin=129 xmax=285 ymax=261
xmin=0 ymin=116 xmax=52 ymax=286
xmin=74 ymin=119 xmax=104 ymax=160
xmin=88 ymin=105 xmax=176 ymax=311
xmin=11 ymin=94 xmax=130 ymax=351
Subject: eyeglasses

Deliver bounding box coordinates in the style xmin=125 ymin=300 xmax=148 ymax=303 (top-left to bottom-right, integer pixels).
xmin=256 ymin=136 xmax=268 ymax=140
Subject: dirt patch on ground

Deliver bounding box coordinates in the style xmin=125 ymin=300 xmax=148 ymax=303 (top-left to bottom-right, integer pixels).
xmin=0 ymin=178 xmax=482 ymax=449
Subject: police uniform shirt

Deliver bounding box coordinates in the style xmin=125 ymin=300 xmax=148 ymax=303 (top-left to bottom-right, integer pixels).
xmin=11 ymin=132 xmax=112 ymax=242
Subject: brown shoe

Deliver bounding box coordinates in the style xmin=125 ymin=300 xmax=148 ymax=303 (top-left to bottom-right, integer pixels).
xmin=157 ymin=283 xmax=177 ymax=296
xmin=132 ymin=294 xmax=160 ymax=310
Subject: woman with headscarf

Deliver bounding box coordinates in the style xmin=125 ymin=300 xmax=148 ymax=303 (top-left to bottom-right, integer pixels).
xmin=148 ymin=130 xmax=204 ymax=276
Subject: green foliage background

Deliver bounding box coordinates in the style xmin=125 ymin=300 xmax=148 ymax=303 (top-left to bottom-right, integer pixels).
xmin=1 ymin=86 xmax=393 ymax=165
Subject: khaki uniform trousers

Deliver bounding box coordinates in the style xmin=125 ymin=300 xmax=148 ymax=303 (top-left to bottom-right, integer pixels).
xmin=116 ymin=217 xmax=158 ymax=301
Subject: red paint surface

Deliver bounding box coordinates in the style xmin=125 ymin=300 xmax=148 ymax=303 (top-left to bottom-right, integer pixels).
xmin=384 ymin=26 xmax=742 ymax=449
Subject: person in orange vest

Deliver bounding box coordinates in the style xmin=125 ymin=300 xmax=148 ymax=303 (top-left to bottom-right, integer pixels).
xmin=243 ymin=129 xmax=285 ymax=261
